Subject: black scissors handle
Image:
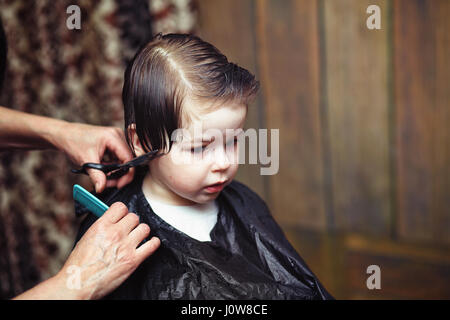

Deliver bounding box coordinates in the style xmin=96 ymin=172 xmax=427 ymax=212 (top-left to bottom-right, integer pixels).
xmin=71 ymin=163 xmax=121 ymax=174
xmin=71 ymin=149 xmax=159 ymax=179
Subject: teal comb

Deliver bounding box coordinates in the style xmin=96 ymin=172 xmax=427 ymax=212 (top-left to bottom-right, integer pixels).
xmin=73 ymin=184 xmax=109 ymax=217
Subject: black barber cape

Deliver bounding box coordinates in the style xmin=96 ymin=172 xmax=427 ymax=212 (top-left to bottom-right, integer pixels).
xmin=74 ymin=174 xmax=333 ymax=300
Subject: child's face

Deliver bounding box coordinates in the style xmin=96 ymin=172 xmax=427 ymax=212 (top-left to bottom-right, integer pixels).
xmin=141 ymin=98 xmax=247 ymax=205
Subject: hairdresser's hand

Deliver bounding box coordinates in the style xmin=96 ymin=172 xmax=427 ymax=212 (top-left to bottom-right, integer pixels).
xmin=0 ymin=107 xmax=133 ymax=191
xmin=52 ymin=122 xmax=135 ymax=193
xmin=13 ymin=202 xmax=160 ymax=300
xmin=56 ymin=202 xmax=160 ymax=300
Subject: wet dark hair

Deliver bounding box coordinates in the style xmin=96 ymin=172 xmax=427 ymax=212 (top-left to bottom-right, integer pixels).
xmin=0 ymin=17 xmax=7 ymax=93
xmin=122 ymin=33 xmax=259 ymax=156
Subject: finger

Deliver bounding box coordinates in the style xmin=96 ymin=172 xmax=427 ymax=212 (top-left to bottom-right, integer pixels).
xmin=116 ymin=212 xmax=140 ymax=234
xmin=128 ymin=223 xmax=151 ymax=248
xmin=106 ymin=179 xmax=118 ymax=189
xmin=103 ymin=169 xmax=133 ymax=191
xmin=135 ymin=237 xmax=161 ymax=263
xmin=102 ymin=202 xmax=128 ymax=224
xmin=116 ymin=168 xmax=135 ymax=189
xmin=87 ymin=168 xmax=107 ymax=194
xmin=104 ymin=129 xmax=134 ymax=164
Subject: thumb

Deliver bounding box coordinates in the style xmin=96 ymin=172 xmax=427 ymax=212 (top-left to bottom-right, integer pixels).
xmin=87 ymin=168 xmax=107 ymax=193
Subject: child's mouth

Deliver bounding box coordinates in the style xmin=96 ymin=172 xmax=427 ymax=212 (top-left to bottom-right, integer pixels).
xmin=205 ymin=181 xmax=227 ymax=193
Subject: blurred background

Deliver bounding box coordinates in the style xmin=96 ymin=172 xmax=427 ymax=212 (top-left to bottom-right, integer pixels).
xmin=0 ymin=0 xmax=448 ymax=299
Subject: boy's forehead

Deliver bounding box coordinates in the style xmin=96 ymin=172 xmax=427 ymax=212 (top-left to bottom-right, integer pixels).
xmin=182 ymin=97 xmax=247 ymax=136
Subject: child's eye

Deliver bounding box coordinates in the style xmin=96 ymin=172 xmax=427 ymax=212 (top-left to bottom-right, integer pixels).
xmin=226 ymin=138 xmax=239 ymax=147
xmin=190 ymin=145 xmax=207 ymax=153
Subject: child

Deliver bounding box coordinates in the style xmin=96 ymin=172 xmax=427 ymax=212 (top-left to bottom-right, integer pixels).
xmin=75 ymin=33 xmax=333 ymax=300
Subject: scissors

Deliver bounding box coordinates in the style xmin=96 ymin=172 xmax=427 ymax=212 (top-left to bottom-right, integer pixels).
xmin=71 ymin=149 xmax=159 ymax=179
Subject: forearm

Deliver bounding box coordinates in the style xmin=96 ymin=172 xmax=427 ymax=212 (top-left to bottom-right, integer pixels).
xmin=0 ymin=106 xmax=68 ymax=151
xmin=12 ymin=273 xmax=87 ymax=300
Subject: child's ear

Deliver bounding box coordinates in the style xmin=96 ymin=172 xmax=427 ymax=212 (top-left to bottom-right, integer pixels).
xmin=127 ymin=124 xmax=146 ymax=157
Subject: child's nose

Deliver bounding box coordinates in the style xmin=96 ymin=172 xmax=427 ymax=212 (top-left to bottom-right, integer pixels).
xmin=212 ymin=146 xmax=231 ymax=171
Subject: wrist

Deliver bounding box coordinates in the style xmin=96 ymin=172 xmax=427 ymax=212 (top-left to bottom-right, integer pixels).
xmin=12 ymin=271 xmax=91 ymax=300
xmin=42 ymin=118 xmax=70 ymax=152
xmin=50 ymin=270 xmax=91 ymax=300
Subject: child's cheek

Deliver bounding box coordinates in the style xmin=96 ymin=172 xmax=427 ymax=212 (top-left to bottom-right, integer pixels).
xmin=226 ymin=163 xmax=239 ymax=180
xmin=175 ymin=168 xmax=205 ymax=192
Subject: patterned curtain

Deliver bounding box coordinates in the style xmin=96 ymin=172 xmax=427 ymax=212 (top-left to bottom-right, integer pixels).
xmin=0 ymin=0 xmax=197 ymax=299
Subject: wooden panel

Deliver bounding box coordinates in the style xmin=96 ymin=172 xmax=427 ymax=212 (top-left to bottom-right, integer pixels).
xmin=394 ymin=0 xmax=450 ymax=244
xmin=255 ymin=0 xmax=326 ymax=229
xmin=196 ymin=0 xmax=268 ymax=200
xmin=286 ymin=228 xmax=450 ymax=299
xmin=324 ymin=0 xmax=392 ymax=235
xmin=344 ymin=234 xmax=450 ymax=299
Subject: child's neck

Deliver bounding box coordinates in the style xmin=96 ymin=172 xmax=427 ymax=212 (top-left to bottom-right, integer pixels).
xmin=142 ymin=171 xmax=197 ymax=206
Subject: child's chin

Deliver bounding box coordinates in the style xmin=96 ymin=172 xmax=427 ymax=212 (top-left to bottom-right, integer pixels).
xmin=196 ymin=192 xmax=221 ymax=203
